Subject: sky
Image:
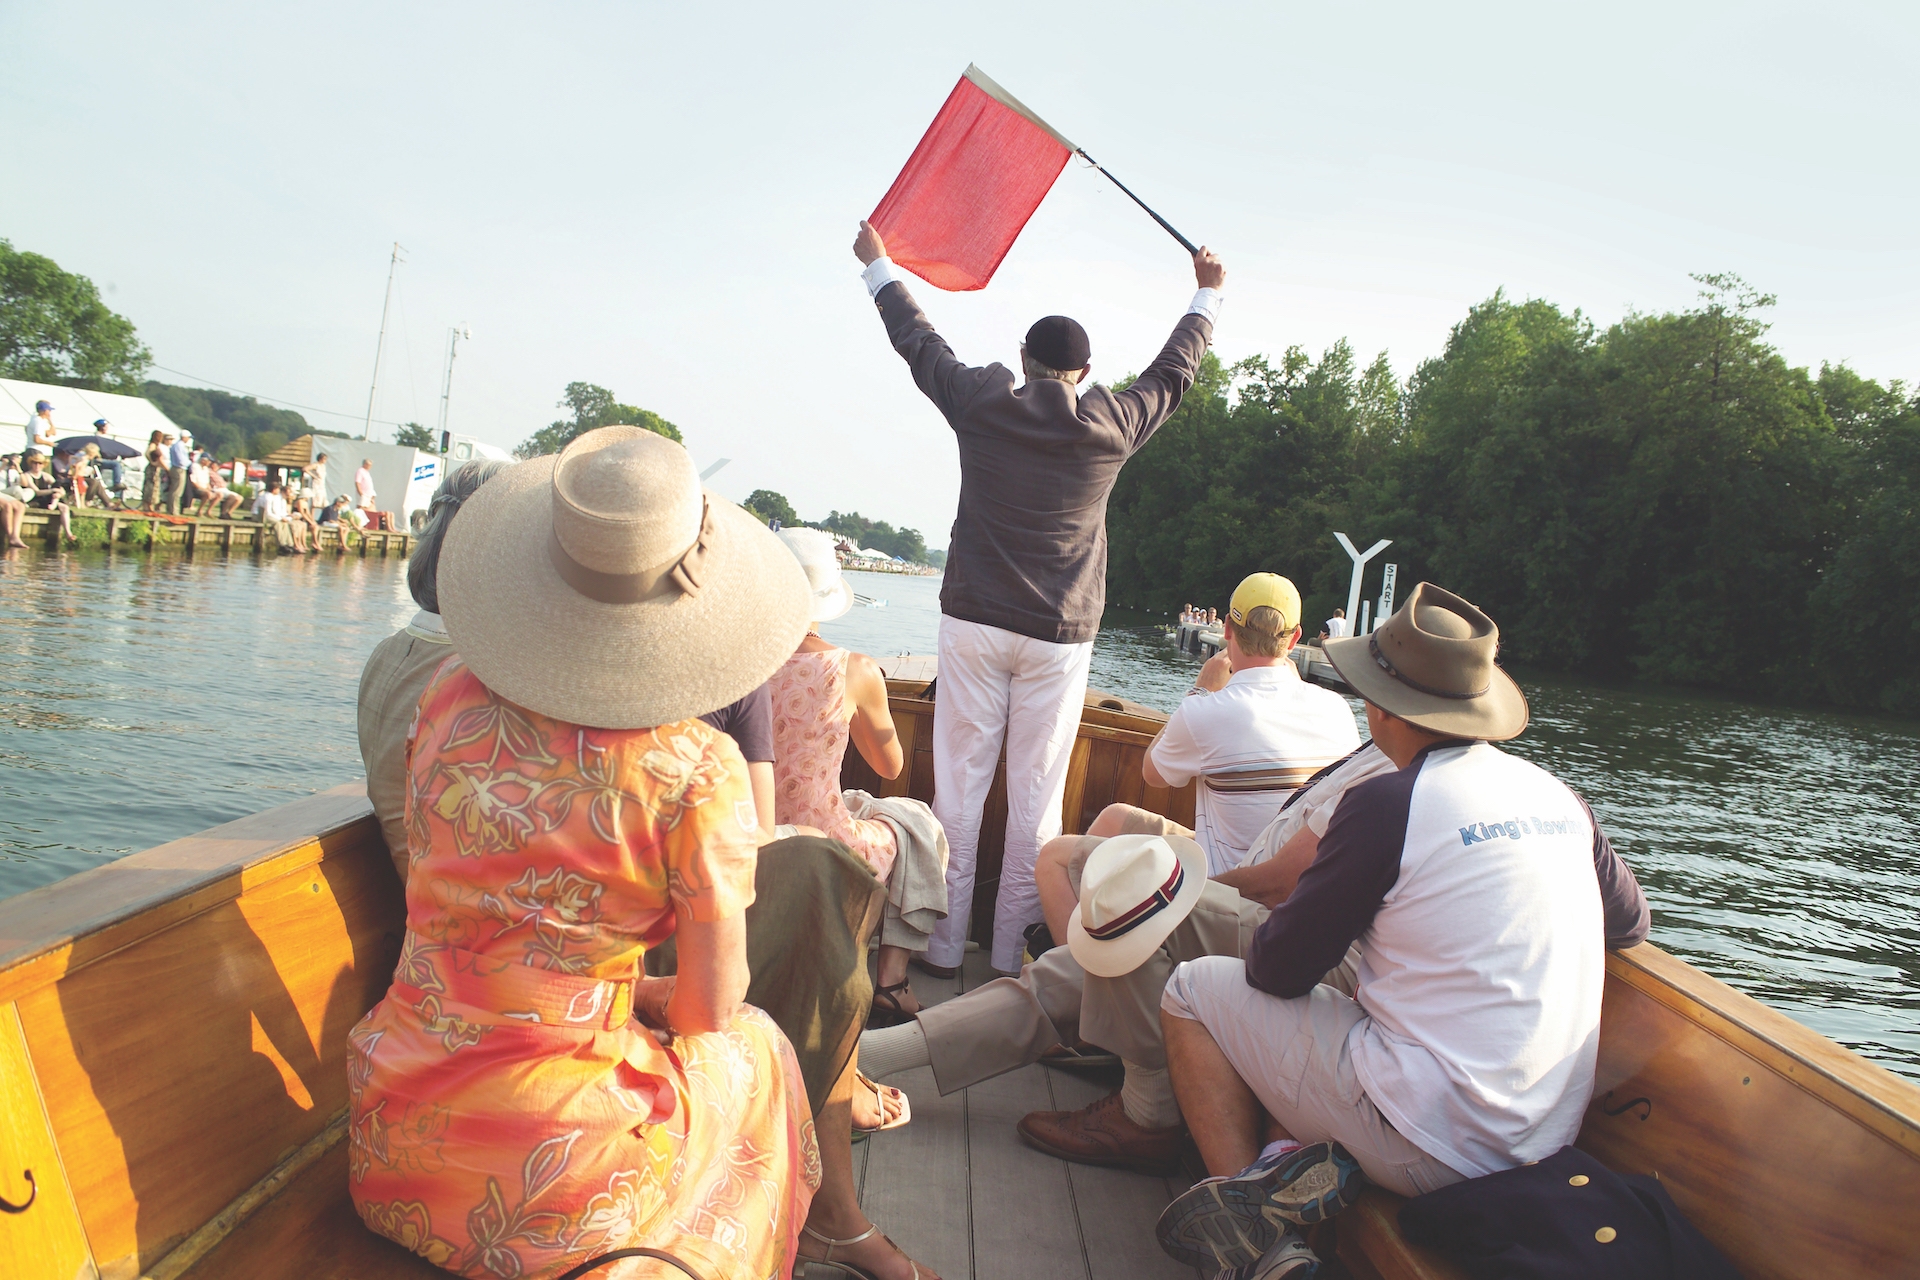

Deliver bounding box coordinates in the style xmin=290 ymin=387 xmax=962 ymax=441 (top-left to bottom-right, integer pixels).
xmin=4 ymin=1 xmax=1915 ymax=545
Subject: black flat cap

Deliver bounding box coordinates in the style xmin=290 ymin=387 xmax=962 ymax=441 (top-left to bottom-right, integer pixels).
xmin=1024 ymin=315 xmax=1090 ymax=372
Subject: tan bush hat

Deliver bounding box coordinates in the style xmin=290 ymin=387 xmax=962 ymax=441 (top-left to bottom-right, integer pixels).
xmin=437 ymin=426 xmax=811 ymax=729
xmin=1324 ymin=582 xmax=1529 ymax=741
xmin=1067 ymin=833 xmax=1208 ymax=978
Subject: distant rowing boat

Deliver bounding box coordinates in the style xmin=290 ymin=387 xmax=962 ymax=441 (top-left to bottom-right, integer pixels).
xmin=853 ymin=592 xmax=887 ymax=608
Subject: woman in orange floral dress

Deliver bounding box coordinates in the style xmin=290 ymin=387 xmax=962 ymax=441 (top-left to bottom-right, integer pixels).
xmin=347 ymin=427 xmax=833 ymax=1280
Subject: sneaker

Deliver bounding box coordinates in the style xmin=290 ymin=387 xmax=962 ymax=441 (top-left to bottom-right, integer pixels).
xmin=1155 ymin=1141 xmax=1363 ymax=1270
xmin=1211 ymin=1229 xmax=1320 ymax=1279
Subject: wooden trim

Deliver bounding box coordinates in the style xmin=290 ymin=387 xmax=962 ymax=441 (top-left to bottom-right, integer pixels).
xmin=138 ymin=1111 xmax=348 ymax=1280
xmin=1608 ymin=944 xmax=1920 ymax=1150
xmin=0 ymin=785 xmax=378 ymax=1007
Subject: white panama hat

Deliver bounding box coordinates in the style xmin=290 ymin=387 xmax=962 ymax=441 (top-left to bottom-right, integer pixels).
xmin=1066 ymin=833 xmax=1208 ymax=978
xmin=777 ymin=526 xmax=855 ymax=622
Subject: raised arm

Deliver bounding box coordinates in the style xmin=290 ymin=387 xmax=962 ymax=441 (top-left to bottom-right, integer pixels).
xmin=854 ymin=220 xmax=997 ymax=424
xmin=1108 ymin=248 xmax=1226 ymax=446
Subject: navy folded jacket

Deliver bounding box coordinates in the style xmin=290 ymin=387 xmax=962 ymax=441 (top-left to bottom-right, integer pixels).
xmin=1397 ymin=1146 xmax=1742 ymax=1279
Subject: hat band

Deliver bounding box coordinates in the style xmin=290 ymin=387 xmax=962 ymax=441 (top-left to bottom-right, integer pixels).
xmin=1368 ymin=633 xmax=1489 ymax=700
xmin=547 ymin=496 xmax=715 ymax=605
xmin=1083 ymin=861 xmax=1186 ymax=941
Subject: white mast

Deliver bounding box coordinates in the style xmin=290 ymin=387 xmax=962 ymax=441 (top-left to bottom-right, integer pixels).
xmin=360 ymin=242 xmax=405 ymax=441
xmin=435 ymin=324 xmax=470 ymax=448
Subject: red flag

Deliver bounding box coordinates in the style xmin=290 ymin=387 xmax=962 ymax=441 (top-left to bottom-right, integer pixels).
xmin=870 ymin=65 xmax=1075 ymax=292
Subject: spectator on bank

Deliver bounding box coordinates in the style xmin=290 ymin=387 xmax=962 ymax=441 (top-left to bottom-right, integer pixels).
xmin=198 ymin=461 xmax=244 ymax=519
xmin=353 ymin=458 xmax=376 ymax=510
xmin=24 ymin=401 xmax=58 ymax=457
xmin=141 ymin=432 xmax=167 ymax=510
xmin=1319 ymin=608 xmax=1348 ymax=641
xmin=308 ymin=452 xmax=330 ymax=506
xmin=287 ymin=494 xmax=320 ymax=552
xmin=186 ymin=454 xmax=213 ymax=508
xmin=0 ymin=455 xmax=27 ymax=548
xmin=78 ymin=444 xmax=123 ymax=508
xmin=20 ymin=455 xmax=76 ymax=544
xmin=90 ymin=421 xmax=127 ymax=496
xmin=317 ymin=495 xmax=350 ymax=526
xmin=165 ymin=431 xmax=193 ymax=515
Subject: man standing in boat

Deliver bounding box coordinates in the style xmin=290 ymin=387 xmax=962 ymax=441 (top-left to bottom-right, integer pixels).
xmin=854 ymin=219 xmax=1225 ymax=977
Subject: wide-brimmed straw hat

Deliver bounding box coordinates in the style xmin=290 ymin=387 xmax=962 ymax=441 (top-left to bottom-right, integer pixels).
xmin=1324 ymin=582 xmax=1529 ymax=741
xmin=1067 ymin=833 xmax=1208 ymax=978
xmin=777 ymin=527 xmax=854 ymax=621
xmin=437 ymin=426 xmax=811 ymax=729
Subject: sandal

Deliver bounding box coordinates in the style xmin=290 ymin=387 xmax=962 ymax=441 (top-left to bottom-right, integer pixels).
xmin=797 ymin=1223 xmax=923 ymax=1280
xmin=852 ymin=1070 xmax=910 ymax=1139
xmin=867 ymin=979 xmax=917 ymax=1029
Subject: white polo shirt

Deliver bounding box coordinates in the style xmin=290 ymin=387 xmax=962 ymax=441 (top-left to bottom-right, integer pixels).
xmin=1148 ymin=663 xmax=1361 ymax=874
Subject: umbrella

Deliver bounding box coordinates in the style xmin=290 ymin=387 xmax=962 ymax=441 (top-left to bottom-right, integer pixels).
xmin=57 ymin=435 xmax=139 ymax=459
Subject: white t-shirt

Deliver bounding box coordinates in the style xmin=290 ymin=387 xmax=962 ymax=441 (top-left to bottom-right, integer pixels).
xmin=1324 ymin=616 xmax=1349 ymax=638
xmin=1148 ymin=663 xmax=1362 ymax=874
xmin=255 ymin=491 xmax=289 ymax=521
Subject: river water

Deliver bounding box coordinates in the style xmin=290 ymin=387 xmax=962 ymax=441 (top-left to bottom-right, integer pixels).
xmin=2 ymin=552 xmax=1915 ymax=1081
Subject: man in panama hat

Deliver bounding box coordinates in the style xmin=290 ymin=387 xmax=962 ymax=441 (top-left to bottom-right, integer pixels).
xmin=1152 ymin=583 xmax=1651 ymax=1277
xmin=854 ymin=218 xmax=1226 ymax=978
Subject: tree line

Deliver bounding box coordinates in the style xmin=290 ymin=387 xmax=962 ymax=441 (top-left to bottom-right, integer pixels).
xmin=739 ymin=489 xmax=941 ymax=567
xmin=1106 ymin=274 xmax=1919 ymax=717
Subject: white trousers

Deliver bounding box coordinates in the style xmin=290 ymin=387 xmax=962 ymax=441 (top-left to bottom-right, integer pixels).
xmin=930 ymin=616 xmax=1094 ymax=973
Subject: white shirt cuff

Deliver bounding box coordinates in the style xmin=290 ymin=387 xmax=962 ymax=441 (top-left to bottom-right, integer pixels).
xmin=862 ymin=256 xmax=910 ymax=298
xmin=1188 ymin=287 xmax=1223 ymax=325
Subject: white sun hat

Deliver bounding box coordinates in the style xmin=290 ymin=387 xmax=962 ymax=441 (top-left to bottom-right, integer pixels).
xmin=777 ymin=526 xmax=855 ymax=622
xmin=1066 ymin=833 xmax=1208 ymax=978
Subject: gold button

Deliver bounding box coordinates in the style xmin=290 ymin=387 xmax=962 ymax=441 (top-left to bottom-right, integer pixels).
xmin=1568 ymin=1175 xmax=1590 ymax=1187
xmin=1595 ymin=1227 xmax=1617 ymax=1244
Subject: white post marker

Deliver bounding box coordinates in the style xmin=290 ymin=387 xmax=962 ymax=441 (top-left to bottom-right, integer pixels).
xmin=1359 ymin=600 xmax=1372 ymax=635
xmin=1335 ymin=532 xmax=1392 ymax=635
xmin=1377 ymin=563 xmax=1398 ymax=630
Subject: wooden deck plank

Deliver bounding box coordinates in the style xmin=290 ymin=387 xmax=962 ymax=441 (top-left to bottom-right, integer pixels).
xmin=966 ymin=1064 xmax=1089 ymax=1280
xmin=1044 ymin=1068 xmax=1201 ymax=1280
xmin=859 ymin=1066 xmax=972 ymax=1280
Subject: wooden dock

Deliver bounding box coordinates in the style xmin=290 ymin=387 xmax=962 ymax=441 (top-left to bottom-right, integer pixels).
xmin=14 ymin=508 xmax=411 ymax=557
xmin=854 ymin=949 xmax=1207 ymax=1280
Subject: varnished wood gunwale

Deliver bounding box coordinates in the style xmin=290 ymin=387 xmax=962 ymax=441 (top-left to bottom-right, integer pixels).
xmin=0 ymin=785 xmax=379 ymax=1008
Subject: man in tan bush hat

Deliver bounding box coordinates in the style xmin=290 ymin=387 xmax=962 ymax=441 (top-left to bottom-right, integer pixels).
xmin=1153 ymin=583 xmax=1651 ymax=1277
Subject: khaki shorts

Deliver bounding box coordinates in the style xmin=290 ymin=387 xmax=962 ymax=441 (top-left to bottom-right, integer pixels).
xmin=1161 ymin=954 xmax=1464 ymax=1199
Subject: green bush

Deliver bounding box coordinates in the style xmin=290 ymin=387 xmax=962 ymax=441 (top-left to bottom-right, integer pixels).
xmin=71 ymin=515 xmax=110 ymax=548
xmin=117 ymin=520 xmax=153 ymax=546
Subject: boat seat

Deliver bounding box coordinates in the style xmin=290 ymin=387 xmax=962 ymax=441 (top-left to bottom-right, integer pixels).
xmin=183 ymin=1139 xmax=443 ymax=1280
xmin=1330 ymin=1189 xmax=1473 ymax=1280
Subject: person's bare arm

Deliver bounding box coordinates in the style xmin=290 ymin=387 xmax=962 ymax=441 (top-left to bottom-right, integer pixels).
xmin=846 ymin=651 xmax=903 ymax=780
xmin=745 ymin=760 xmax=779 ymax=844
xmin=665 ymin=912 xmax=748 ymax=1035
xmin=1212 ymin=827 xmax=1320 ymax=908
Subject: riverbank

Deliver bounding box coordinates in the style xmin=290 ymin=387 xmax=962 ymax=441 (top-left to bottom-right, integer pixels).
xmin=15 ymin=507 xmax=413 ymax=556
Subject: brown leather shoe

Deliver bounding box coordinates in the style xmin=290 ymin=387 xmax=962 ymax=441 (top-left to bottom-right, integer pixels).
xmin=1016 ymin=1091 xmax=1186 ymax=1174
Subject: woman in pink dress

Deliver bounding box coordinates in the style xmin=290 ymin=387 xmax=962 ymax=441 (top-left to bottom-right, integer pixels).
xmin=767 ymin=529 xmax=933 ymax=1027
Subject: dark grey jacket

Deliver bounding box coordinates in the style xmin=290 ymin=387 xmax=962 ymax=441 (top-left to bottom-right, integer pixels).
xmin=875 ymin=280 xmax=1210 ymax=644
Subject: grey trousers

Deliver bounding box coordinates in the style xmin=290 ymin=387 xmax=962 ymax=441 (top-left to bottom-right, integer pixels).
xmin=919 ymin=876 xmax=1264 ymax=1096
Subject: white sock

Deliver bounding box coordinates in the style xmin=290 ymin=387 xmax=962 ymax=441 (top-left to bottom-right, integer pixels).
xmin=1119 ymin=1062 xmax=1184 ymax=1130
xmin=1258 ymin=1137 xmax=1303 ymax=1164
xmin=858 ymin=1020 xmax=930 ymax=1080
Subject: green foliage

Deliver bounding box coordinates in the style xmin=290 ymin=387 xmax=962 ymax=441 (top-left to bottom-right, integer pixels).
xmin=393 ymin=422 xmax=438 ymax=450
xmin=515 ymin=382 xmax=682 ymax=459
xmin=117 ymin=520 xmax=152 ymax=546
xmin=70 ymin=515 xmax=110 ymax=548
xmin=742 ymin=489 xmax=799 ymax=526
xmin=819 ymin=511 xmax=928 ymax=565
xmin=0 ymin=239 xmax=151 ymax=392
xmin=142 ymin=382 xmax=311 ymax=460
xmin=1106 ymin=276 xmax=1918 ymax=714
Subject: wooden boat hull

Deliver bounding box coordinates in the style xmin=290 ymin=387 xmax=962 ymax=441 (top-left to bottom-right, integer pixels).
xmin=0 ymin=688 xmax=1916 ymax=1278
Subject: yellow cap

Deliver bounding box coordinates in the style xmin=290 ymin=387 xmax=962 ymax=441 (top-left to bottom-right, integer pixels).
xmin=1228 ymin=573 xmax=1301 ymax=634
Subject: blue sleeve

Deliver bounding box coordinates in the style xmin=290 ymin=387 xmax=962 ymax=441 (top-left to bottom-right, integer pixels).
xmin=1244 ymin=760 xmax=1419 ymax=998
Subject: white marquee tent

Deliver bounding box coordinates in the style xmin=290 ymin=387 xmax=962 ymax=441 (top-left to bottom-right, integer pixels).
xmin=0 ymin=378 xmax=183 ymax=458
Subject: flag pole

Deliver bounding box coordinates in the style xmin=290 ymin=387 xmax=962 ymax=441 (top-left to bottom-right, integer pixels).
xmin=1076 ymin=150 xmax=1199 ymax=255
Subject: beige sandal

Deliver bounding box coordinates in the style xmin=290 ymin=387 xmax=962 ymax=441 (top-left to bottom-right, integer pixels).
xmin=798 ymin=1223 xmax=921 ymax=1280
xmin=852 ymin=1070 xmax=911 ymax=1137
